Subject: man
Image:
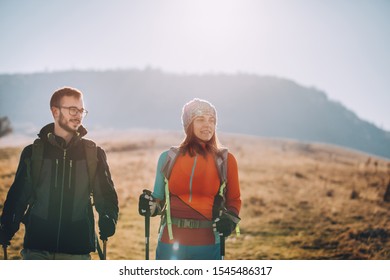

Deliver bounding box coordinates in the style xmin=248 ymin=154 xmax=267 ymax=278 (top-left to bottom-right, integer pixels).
xmin=0 ymin=87 xmax=119 ymax=260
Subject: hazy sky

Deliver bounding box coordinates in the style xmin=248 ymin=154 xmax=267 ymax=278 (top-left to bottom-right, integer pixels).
xmin=1 ymin=0 xmax=389 ymax=130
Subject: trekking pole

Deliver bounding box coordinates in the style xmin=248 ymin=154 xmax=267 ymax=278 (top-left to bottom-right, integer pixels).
xmin=103 ymin=240 xmax=107 ymax=260
xmin=2 ymin=245 xmax=7 ymax=260
xmin=96 ymin=235 xmax=105 ymax=260
xmin=145 ymin=213 xmax=150 ymax=260
xmin=220 ymin=235 xmax=225 ymax=260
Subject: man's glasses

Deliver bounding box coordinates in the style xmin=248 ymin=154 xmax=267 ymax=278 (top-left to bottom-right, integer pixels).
xmin=59 ymin=106 xmax=88 ymax=117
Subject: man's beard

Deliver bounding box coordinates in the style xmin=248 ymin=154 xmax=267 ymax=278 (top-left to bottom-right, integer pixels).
xmin=59 ymin=113 xmax=81 ymax=133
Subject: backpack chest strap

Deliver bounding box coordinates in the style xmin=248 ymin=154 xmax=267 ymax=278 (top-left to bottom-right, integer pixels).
xmin=171 ymin=217 xmax=213 ymax=229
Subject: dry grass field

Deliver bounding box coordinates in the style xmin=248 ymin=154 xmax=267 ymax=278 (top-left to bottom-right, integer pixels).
xmin=1 ymin=130 xmax=389 ymax=260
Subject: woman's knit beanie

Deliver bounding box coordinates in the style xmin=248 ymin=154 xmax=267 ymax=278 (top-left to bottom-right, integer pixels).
xmin=181 ymin=98 xmax=217 ymax=132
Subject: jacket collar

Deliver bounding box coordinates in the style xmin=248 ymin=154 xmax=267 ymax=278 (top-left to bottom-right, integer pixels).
xmin=38 ymin=123 xmax=88 ymax=149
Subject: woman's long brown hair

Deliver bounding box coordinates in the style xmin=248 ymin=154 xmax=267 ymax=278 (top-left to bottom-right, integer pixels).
xmin=179 ymin=122 xmax=222 ymax=157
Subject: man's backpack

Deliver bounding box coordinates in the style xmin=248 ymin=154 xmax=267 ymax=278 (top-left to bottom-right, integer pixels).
xmin=160 ymin=147 xmax=236 ymax=240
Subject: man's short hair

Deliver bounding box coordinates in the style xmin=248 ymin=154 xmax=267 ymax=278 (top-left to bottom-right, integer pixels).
xmin=50 ymin=87 xmax=83 ymax=108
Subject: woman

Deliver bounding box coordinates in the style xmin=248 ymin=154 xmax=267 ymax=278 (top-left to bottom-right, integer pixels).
xmin=139 ymin=98 xmax=241 ymax=260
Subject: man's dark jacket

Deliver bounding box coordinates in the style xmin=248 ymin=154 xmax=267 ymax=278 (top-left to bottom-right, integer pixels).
xmin=0 ymin=123 xmax=119 ymax=254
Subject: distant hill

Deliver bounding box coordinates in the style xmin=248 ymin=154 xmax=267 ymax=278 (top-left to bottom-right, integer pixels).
xmin=0 ymin=69 xmax=389 ymax=158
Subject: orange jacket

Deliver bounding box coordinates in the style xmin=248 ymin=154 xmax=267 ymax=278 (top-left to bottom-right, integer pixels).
xmin=153 ymin=149 xmax=241 ymax=245
xmin=168 ymin=151 xmax=241 ymax=220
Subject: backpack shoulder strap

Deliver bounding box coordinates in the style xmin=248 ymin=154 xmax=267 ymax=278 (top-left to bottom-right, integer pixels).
xmin=31 ymin=138 xmax=44 ymax=189
xmin=23 ymin=138 xmax=44 ymax=206
xmin=216 ymin=148 xmax=228 ymax=182
xmin=215 ymin=148 xmax=241 ymax=236
xmin=160 ymin=146 xmax=180 ymax=241
xmin=82 ymin=138 xmax=98 ymax=194
xmin=161 ymin=146 xmax=180 ymax=180
xmin=82 ymin=138 xmax=106 ymax=259
xmin=215 ymin=148 xmax=228 ymax=196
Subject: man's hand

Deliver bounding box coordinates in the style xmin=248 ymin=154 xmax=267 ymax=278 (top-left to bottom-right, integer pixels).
xmin=98 ymin=214 xmax=116 ymax=241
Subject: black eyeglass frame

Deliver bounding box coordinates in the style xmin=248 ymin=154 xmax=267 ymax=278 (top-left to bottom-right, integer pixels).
xmin=59 ymin=106 xmax=88 ymax=117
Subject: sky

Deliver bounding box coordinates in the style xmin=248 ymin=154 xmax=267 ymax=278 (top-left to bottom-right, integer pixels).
xmin=0 ymin=0 xmax=389 ymax=131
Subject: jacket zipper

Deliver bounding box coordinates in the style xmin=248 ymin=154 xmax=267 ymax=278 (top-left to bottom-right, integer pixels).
xmin=55 ymin=159 xmax=59 ymax=189
xmin=56 ymin=149 xmax=67 ymax=251
xmin=189 ymin=154 xmax=198 ymax=202
xmin=69 ymin=160 xmax=73 ymax=189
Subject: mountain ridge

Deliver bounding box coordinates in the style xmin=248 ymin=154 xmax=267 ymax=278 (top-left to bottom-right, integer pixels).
xmin=0 ymin=69 xmax=389 ymax=158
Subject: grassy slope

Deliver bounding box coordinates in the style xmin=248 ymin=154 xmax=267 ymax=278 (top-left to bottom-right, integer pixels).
xmin=0 ymin=131 xmax=389 ymax=260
